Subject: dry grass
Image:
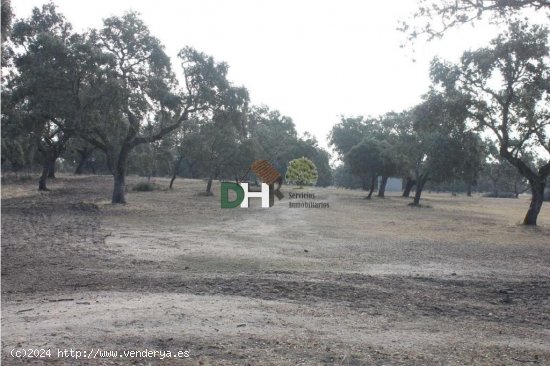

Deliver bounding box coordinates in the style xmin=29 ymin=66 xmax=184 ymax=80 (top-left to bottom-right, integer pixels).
xmin=2 ymin=175 xmax=549 ymax=365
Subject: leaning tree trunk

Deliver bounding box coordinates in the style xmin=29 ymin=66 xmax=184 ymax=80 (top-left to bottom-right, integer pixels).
xmin=112 ymin=148 xmax=130 ymax=204
xmin=365 ymin=176 xmax=376 ymax=199
xmin=169 ymin=174 xmax=177 ymax=189
xmin=361 ymin=175 xmax=369 ymax=191
xmin=378 ymin=176 xmax=388 ymax=198
xmin=411 ymin=175 xmax=428 ymax=206
xmin=412 ymin=183 xmax=423 ymax=205
xmin=403 ymin=177 xmax=416 ymax=197
xmin=523 ymin=179 xmax=546 ymax=226
xmin=169 ymin=155 xmax=184 ymax=189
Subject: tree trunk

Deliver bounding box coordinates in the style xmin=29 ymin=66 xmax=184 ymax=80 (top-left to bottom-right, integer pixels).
xmin=412 ymin=183 xmax=423 ymax=205
xmin=47 ymin=155 xmax=57 ymax=178
xmin=112 ymin=172 xmax=126 ymax=204
xmin=403 ymin=177 xmax=416 ymax=197
xmin=467 ymin=182 xmax=472 ymax=197
xmin=111 ymin=148 xmax=129 ymax=204
xmin=74 ymin=149 xmax=92 ymax=175
xmin=38 ymin=164 xmax=49 ymax=191
xmin=74 ymin=159 xmax=86 ymax=175
xmin=523 ymin=180 xmax=545 ymax=226
xmin=378 ymin=176 xmax=388 ymax=197
xmin=169 ymin=155 xmax=184 ymax=189
xmin=206 ymin=177 xmax=213 ymax=194
xmin=366 ymin=176 xmax=376 ymax=199
xmin=361 ymin=175 xmax=369 ymax=191
xmin=169 ymin=175 xmax=177 ymax=189
xmin=412 ymin=176 xmax=427 ymax=206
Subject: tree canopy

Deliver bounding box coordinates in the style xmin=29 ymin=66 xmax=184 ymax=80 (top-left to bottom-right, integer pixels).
xmin=431 ymin=21 xmax=550 ymax=223
xmin=400 ymin=0 xmax=550 ymax=43
xmin=285 ymin=157 xmax=319 ymax=188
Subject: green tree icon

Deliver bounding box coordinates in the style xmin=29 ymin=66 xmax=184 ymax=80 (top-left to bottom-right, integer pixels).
xmin=285 ymin=157 xmax=318 ymax=188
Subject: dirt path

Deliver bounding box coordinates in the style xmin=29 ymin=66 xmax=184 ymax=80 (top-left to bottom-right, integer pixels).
xmin=2 ymin=175 xmax=550 ymax=365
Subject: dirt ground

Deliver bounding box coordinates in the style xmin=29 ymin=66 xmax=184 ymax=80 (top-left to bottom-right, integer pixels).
xmin=2 ymin=175 xmax=550 ymax=365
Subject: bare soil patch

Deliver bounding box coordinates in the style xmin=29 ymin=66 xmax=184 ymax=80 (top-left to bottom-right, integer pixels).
xmin=2 ymin=175 xmax=550 ymax=365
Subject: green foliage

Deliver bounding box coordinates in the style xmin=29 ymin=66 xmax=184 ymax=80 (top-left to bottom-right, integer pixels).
xmin=1 ymin=0 xmax=13 ymax=42
xmin=431 ymin=22 xmax=550 ymax=179
xmin=409 ymin=91 xmax=471 ymax=181
xmin=285 ymin=157 xmax=318 ymax=188
xmin=431 ymin=21 xmax=550 ymax=222
xmin=190 ymin=121 xmax=248 ymax=180
xmin=290 ymin=133 xmax=333 ymax=187
xmin=400 ymin=0 xmax=550 ymax=43
xmin=457 ymin=132 xmax=485 ymax=188
xmin=328 ymin=117 xmax=373 ymax=159
xmin=247 ymin=106 xmax=299 ymax=172
xmin=2 ymin=3 xmax=83 ymax=182
xmin=329 ymin=113 xmax=411 ymax=189
xmin=128 ymin=140 xmax=173 ymax=178
xmin=478 ymin=145 xmax=532 ymax=196
xmin=347 ymin=138 xmax=385 ymax=179
xmin=332 ymin=164 xmax=364 ymax=189
xmin=248 ymin=106 xmax=332 ymax=186
xmin=346 ymin=136 xmax=406 ymax=185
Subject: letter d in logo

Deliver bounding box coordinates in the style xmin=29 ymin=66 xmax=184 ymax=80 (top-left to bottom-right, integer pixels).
xmin=221 ymin=182 xmax=245 ymax=208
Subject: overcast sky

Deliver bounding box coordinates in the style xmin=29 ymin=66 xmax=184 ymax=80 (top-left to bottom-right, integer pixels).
xmin=13 ymin=0 xmax=510 ymax=149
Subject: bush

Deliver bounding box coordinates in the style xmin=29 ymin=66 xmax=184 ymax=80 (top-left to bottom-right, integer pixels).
xmin=18 ymin=175 xmax=34 ymax=182
xmin=132 ymin=182 xmax=156 ymax=192
xmin=285 ymin=157 xmax=318 ymax=188
xmin=482 ymin=192 xmax=517 ymax=199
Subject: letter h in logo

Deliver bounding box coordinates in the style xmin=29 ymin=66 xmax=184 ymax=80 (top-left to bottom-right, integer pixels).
xmin=221 ymin=182 xmax=270 ymax=208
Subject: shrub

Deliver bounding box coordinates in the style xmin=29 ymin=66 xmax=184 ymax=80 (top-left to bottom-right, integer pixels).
xmin=18 ymin=176 xmax=33 ymax=182
xmin=482 ymin=192 xmax=517 ymax=199
xmin=285 ymin=157 xmax=318 ymax=188
xmin=132 ymin=182 xmax=156 ymax=192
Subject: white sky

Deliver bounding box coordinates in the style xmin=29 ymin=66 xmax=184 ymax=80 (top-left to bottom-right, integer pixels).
xmin=12 ymin=0 xmax=518 ymax=150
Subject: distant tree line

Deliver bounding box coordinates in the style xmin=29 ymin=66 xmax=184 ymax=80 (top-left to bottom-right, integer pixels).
xmin=0 ymin=2 xmax=332 ymax=203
